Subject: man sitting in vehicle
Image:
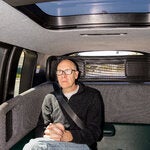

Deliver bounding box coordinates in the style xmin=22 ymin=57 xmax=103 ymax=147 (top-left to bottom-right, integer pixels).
xmin=23 ymin=59 xmax=104 ymax=150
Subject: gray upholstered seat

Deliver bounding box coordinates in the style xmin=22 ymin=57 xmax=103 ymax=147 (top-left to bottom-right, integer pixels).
xmin=0 ymin=82 xmax=53 ymax=150
xmin=0 ymin=80 xmax=150 ymax=149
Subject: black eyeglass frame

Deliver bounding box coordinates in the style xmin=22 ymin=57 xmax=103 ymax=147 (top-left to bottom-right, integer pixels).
xmin=56 ymin=69 xmax=76 ymax=76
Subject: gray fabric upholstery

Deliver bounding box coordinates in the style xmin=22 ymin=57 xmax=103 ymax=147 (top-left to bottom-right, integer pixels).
xmin=87 ymin=83 xmax=150 ymax=124
xmin=0 ymin=82 xmax=53 ymax=150
xmin=0 ymin=102 xmax=8 ymax=150
xmin=0 ymin=82 xmax=149 ymax=149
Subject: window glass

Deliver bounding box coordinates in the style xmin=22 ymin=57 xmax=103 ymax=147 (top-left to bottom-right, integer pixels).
xmin=0 ymin=47 xmax=5 ymax=72
xmin=14 ymin=52 xmax=24 ymax=96
xmin=70 ymin=51 xmax=143 ymax=56
xmin=68 ymin=50 xmax=147 ymax=81
xmin=85 ymin=63 xmax=125 ymax=78
xmin=36 ymin=0 xmax=150 ymax=16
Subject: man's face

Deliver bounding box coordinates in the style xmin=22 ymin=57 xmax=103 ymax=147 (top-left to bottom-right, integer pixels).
xmin=56 ymin=60 xmax=79 ymax=91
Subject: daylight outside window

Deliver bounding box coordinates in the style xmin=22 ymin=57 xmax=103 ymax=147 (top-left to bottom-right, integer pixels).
xmin=36 ymin=0 xmax=150 ymax=16
xmin=14 ymin=51 xmax=24 ymax=96
xmin=70 ymin=50 xmax=144 ymax=79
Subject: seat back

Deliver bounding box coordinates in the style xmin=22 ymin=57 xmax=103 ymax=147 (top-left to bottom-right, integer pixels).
xmin=85 ymin=83 xmax=150 ymax=124
xmin=0 ymin=81 xmax=149 ymax=149
xmin=0 ymin=82 xmax=53 ymax=150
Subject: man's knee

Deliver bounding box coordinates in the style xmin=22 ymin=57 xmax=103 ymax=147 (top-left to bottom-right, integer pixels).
xmin=23 ymin=138 xmax=90 ymax=150
xmin=23 ymin=138 xmax=48 ymax=150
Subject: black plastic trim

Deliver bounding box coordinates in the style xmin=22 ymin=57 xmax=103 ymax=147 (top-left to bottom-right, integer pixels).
xmin=17 ymin=4 xmax=150 ymax=29
xmin=47 ymin=55 xmax=150 ymax=82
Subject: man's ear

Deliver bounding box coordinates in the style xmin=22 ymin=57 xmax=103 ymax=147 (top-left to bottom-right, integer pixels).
xmin=75 ymin=71 xmax=79 ymax=79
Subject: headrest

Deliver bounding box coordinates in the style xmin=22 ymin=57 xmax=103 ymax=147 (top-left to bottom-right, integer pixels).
xmin=46 ymin=56 xmax=58 ymax=81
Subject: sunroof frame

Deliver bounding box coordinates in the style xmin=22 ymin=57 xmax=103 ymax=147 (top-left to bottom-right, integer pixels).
xmin=17 ymin=3 xmax=150 ymax=29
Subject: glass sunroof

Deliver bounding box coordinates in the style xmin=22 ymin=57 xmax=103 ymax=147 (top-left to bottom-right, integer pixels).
xmin=36 ymin=0 xmax=150 ymax=16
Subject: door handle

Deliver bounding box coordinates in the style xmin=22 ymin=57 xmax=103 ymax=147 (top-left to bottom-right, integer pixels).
xmin=103 ymin=123 xmax=115 ymax=136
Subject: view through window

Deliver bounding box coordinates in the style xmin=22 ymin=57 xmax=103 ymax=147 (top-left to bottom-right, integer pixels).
xmin=14 ymin=51 xmax=24 ymax=96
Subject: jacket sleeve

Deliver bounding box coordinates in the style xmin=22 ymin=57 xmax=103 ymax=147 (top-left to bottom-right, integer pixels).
xmin=34 ymin=94 xmax=53 ymax=137
xmin=42 ymin=94 xmax=70 ymax=128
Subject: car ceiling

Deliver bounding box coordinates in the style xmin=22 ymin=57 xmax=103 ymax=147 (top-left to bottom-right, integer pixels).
xmin=1 ymin=0 xmax=150 ymax=55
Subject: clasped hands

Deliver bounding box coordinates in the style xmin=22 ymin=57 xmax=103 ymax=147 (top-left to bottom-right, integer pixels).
xmin=44 ymin=123 xmax=73 ymax=142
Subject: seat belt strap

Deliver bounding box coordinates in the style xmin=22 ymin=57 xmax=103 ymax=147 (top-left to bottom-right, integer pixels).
xmin=53 ymin=83 xmax=85 ymax=129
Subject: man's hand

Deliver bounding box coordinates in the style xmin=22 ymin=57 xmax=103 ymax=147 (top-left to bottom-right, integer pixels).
xmin=44 ymin=123 xmax=65 ymax=141
xmin=43 ymin=123 xmax=73 ymax=142
xmin=61 ymin=130 xmax=73 ymax=142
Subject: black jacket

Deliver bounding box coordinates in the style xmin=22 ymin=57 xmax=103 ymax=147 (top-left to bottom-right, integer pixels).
xmin=36 ymin=82 xmax=104 ymax=150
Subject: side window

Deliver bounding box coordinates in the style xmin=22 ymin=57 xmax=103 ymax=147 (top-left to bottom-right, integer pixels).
xmin=69 ymin=51 xmax=150 ymax=82
xmin=14 ymin=49 xmax=37 ymax=96
xmin=14 ymin=52 xmax=24 ymax=96
xmin=0 ymin=44 xmax=37 ymax=102
xmin=32 ymin=54 xmax=48 ymax=86
xmin=0 ymin=43 xmax=13 ymax=104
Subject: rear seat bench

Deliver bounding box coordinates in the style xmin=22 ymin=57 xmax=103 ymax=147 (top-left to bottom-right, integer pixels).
xmin=0 ymin=81 xmax=150 ymax=150
xmin=85 ymin=82 xmax=150 ymax=124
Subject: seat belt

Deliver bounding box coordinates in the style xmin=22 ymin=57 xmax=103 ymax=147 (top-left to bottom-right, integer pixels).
xmin=53 ymin=83 xmax=85 ymax=129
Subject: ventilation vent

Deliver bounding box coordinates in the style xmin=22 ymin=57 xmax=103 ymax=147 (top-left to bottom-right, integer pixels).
xmin=80 ymin=33 xmax=127 ymax=37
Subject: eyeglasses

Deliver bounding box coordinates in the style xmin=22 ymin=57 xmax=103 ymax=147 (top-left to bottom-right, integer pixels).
xmin=56 ymin=69 xmax=76 ymax=76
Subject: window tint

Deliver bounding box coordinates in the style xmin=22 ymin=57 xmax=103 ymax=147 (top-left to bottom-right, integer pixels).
xmin=85 ymin=63 xmax=125 ymax=78
xmin=14 ymin=52 xmax=24 ymax=96
xmin=66 ymin=50 xmax=150 ymax=82
xmin=36 ymin=0 xmax=150 ymax=16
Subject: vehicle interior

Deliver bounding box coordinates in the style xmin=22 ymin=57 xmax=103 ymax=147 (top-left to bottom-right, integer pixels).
xmin=0 ymin=0 xmax=150 ymax=150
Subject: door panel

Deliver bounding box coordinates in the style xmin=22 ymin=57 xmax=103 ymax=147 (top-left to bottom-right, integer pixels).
xmin=98 ymin=124 xmax=150 ymax=150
